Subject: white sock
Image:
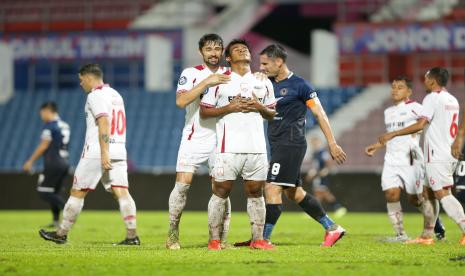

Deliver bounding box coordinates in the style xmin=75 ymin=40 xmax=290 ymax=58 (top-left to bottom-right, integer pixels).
xmin=417 ymin=198 xmax=435 ymax=237
xmin=247 ymin=197 xmax=266 ymax=241
xmin=386 ymin=202 xmax=406 ymax=236
xmin=168 ymin=182 xmax=190 ymax=230
xmin=440 ymin=195 xmax=465 ymax=233
xmin=58 ymin=196 xmax=84 ymax=236
xmin=220 ymin=197 xmax=231 ymax=242
xmin=119 ymin=194 xmax=137 ymax=238
xmin=208 ymin=194 xmax=226 ymax=241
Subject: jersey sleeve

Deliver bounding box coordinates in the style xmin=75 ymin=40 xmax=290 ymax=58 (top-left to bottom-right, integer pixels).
xmin=411 ymin=103 xmax=427 ymax=120
xmin=299 ymin=80 xmax=318 ymax=108
xmin=421 ymin=94 xmax=435 ymax=122
xmin=40 ymin=125 xmax=52 ymax=141
xmin=176 ymin=68 xmax=195 ymax=94
xmin=87 ymin=92 xmax=110 ymax=119
xmin=263 ymin=80 xmax=277 ymax=108
xmin=200 ymin=85 xmax=218 ymax=108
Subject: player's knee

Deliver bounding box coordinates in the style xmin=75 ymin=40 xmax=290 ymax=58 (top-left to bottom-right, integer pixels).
xmin=176 ymin=172 xmax=194 ymax=185
xmin=285 ymin=187 xmax=306 ymax=203
xmin=406 ymin=194 xmax=421 ymax=207
xmin=70 ymin=188 xmax=88 ymax=199
xmin=384 ymin=188 xmax=400 ymax=202
xmin=246 ymin=182 xmax=264 ymax=198
xmin=213 ymin=181 xmax=232 ymax=198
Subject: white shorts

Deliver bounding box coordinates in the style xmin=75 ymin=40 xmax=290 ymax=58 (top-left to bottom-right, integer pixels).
xmin=213 ymin=153 xmax=268 ymax=182
xmin=176 ymin=140 xmax=216 ymax=174
xmin=425 ymin=162 xmax=456 ymax=191
xmin=381 ymin=164 xmax=424 ymax=195
xmin=73 ymin=158 xmax=128 ymax=191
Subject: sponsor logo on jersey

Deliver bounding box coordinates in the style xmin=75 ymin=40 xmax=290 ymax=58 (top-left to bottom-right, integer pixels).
xmin=178 ymin=76 xmax=187 ymax=85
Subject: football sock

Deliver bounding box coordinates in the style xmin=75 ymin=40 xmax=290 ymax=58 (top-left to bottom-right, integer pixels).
xmin=417 ymin=198 xmax=435 ymax=237
xmin=118 ymin=194 xmax=137 ymax=238
xmin=220 ymin=197 xmax=231 ymax=242
xmin=440 ymin=195 xmax=465 ymax=233
xmin=58 ymin=196 xmax=84 ymax=236
xmin=39 ymin=192 xmax=65 ymax=222
xmin=247 ymin=197 xmax=266 ymax=241
xmin=168 ymin=182 xmax=190 ymax=231
xmin=298 ymin=194 xmax=334 ymax=230
xmin=330 ymin=202 xmax=343 ymax=211
xmin=208 ymin=194 xmax=226 ymax=241
xmin=386 ymin=202 xmax=406 ymax=236
xmin=263 ymin=204 xmax=282 ymax=240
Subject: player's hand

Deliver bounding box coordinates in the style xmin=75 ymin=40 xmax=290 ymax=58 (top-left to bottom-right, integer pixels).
xmin=253 ymin=72 xmax=268 ymax=81
xmin=328 ymin=143 xmax=346 ymax=164
xmin=378 ymin=132 xmax=395 ymax=145
xmin=23 ymin=160 xmax=33 ymax=173
xmin=101 ymin=153 xmax=113 ymax=170
xmin=242 ymin=92 xmax=264 ymax=113
xmin=227 ymin=94 xmax=245 ymax=113
xmin=364 ymin=144 xmax=379 ymax=157
xmin=451 ymin=136 xmax=464 ymax=160
xmin=204 ymin=74 xmax=231 ymax=87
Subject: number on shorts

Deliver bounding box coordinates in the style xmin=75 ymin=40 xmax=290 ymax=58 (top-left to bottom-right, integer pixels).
xmin=456 ymin=161 xmax=465 ymax=177
xmin=450 ymin=113 xmax=458 ymax=138
xmin=271 ymin=163 xmax=281 ymax=176
xmin=111 ymin=109 xmax=126 ymax=136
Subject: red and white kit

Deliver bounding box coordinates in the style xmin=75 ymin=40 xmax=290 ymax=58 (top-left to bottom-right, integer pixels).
xmin=175 ymin=65 xmax=229 ymax=174
xmin=201 ymin=71 xmax=276 ymax=181
xmin=422 ymin=89 xmax=460 ymax=191
xmin=73 ymin=84 xmax=128 ymax=191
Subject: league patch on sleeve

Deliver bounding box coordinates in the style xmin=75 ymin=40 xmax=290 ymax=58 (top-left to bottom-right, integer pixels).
xmin=309 ymin=91 xmax=317 ymax=99
xmin=178 ymin=76 xmax=187 ymax=85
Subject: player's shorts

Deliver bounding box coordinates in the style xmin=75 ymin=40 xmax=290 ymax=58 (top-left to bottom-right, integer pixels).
xmin=176 ymin=140 xmax=216 ymax=175
xmin=425 ymin=162 xmax=457 ymax=191
xmin=312 ymin=176 xmax=330 ymax=191
xmin=213 ymin=153 xmax=268 ymax=181
xmin=267 ymin=144 xmax=306 ymax=187
xmin=37 ymin=166 xmax=68 ymax=193
xmin=381 ymin=164 xmax=424 ymax=195
xmin=73 ymin=158 xmax=128 ymax=191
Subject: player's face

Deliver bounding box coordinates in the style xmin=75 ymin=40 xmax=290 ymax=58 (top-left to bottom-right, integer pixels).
xmin=391 ymin=80 xmax=411 ymax=103
xmin=227 ymin=43 xmax=251 ymax=63
xmin=424 ymin=73 xmax=434 ymax=93
xmin=259 ymin=55 xmax=280 ymax=77
xmin=79 ymin=74 xmax=92 ymax=93
xmin=200 ymin=41 xmax=223 ymax=67
xmin=39 ymin=109 xmax=48 ymax=122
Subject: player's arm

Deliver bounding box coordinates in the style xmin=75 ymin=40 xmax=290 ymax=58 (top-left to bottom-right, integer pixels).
xmin=243 ymin=93 xmax=276 ymax=121
xmin=309 ymin=101 xmax=346 ymax=164
xmin=96 ymin=116 xmax=112 ymax=170
xmin=452 ymin=107 xmax=465 ymax=159
xmin=176 ymin=74 xmax=230 ymax=108
xmin=378 ymin=118 xmax=428 ymax=145
xmin=23 ymin=139 xmax=51 ymax=172
xmin=200 ymin=95 xmax=243 ymax=118
xmin=364 ymin=142 xmax=384 ymax=157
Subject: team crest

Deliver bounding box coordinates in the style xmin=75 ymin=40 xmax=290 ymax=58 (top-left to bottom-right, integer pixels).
xmin=178 ymin=76 xmax=187 ymax=85
xmin=280 ymin=88 xmax=288 ymax=96
xmin=240 ymin=83 xmax=248 ymax=92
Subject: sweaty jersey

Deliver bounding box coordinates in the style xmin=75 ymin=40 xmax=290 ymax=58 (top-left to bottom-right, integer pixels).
xmin=176 ymin=64 xmax=229 ymax=151
xmin=81 ymin=84 xmax=127 ymax=160
xmin=41 ymin=116 xmax=70 ymax=168
xmin=268 ymin=73 xmax=319 ymax=146
xmin=422 ymin=89 xmax=459 ymax=163
xmin=200 ymin=71 xmax=276 ymax=154
xmin=384 ymin=100 xmax=424 ymax=166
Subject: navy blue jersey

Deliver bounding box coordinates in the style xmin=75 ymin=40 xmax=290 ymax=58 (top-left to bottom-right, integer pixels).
xmin=268 ymin=73 xmax=317 ymax=146
xmin=312 ymin=148 xmax=331 ymax=171
xmin=41 ymin=118 xmax=70 ymax=168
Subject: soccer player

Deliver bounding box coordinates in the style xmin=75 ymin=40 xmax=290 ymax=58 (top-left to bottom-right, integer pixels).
xmin=305 ymin=136 xmax=347 ymax=218
xmin=200 ymin=39 xmax=277 ymax=250
xmin=235 ymin=44 xmax=346 ymax=247
xmin=365 ymin=76 xmax=444 ymax=243
xmin=23 ymin=102 xmax=70 ymax=228
xmin=167 ymin=33 xmax=233 ymax=250
xmin=378 ymin=67 xmax=465 ymax=245
xmin=39 ymin=63 xmax=139 ymax=245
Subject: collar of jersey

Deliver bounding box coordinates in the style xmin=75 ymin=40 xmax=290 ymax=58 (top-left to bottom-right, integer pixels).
xmin=91 ymin=84 xmax=109 ymax=92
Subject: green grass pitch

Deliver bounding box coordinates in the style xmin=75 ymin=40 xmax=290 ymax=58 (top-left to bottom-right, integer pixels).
xmin=1 ymin=211 xmax=465 ymax=275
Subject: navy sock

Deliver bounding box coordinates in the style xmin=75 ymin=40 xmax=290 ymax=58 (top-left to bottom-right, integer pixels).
xmin=39 ymin=192 xmax=65 ymax=222
xmin=263 ymin=204 xmax=282 ymax=240
xmin=298 ymin=194 xmax=334 ymax=230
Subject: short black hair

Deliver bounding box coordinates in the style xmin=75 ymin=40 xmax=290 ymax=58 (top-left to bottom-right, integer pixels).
xmin=259 ymin=44 xmax=288 ymax=62
xmin=224 ymin=38 xmax=250 ymax=58
xmin=393 ymin=76 xmax=412 ymax=89
xmin=198 ymin=33 xmax=223 ymax=50
xmin=79 ymin=63 xmax=103 ymax=78
xmin=40 ymin=101 xmax=58 ymax=113
xmin=426 ymin=67 xmax=449 ymax=86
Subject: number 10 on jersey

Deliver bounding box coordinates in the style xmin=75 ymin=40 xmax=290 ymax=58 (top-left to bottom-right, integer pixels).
xmin=111 ymin=109 xmax=126 ymax=135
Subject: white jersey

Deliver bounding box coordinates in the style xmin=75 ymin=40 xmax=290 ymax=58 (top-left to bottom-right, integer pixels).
xmin=176 ymin=64 xmax=229 ymax=151
xmin=81 ymin=84 xmax=127 ymax=160
xmin=200 ymin=71 xmax=276 ymax=154
xmin=384 ymin=100 xmax=424 ymax=166
xmin=422 ymin=89 xmax=459 ymax=163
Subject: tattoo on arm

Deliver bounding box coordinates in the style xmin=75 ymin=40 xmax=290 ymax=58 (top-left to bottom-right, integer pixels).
xmin=101 ymin=134 xmax=110 ymax=143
